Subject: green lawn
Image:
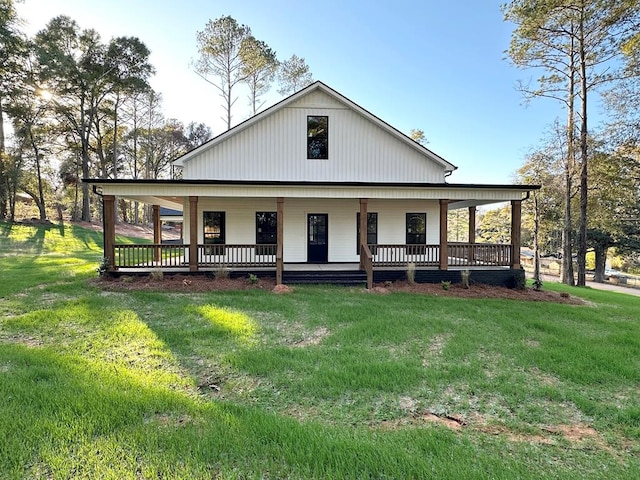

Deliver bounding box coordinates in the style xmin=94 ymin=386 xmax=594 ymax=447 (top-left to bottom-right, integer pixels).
xmin=1 ymin=221 xmax=639 ymax=479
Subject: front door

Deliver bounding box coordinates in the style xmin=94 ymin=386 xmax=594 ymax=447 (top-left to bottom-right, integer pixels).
xmin=307 ymin=214 xmax=328 ymax=263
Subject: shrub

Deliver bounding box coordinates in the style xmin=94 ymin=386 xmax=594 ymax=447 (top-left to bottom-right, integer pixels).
xmin=406 ymin=262 xmax=416 ymax=285
xmin=150 ymin=269 xmax=164 ymax=281
xmin=97 ymin=257 xmax=110 ymax=277
xmin=460 ymin=269 xmax=470 ymax=289
xmin=441 ymin=280 xmax=451 ymax=291
xmin=214 ymin=266 xmax=230 ymax=279
xmin=249 ymin=273 xmax=259 ymax=284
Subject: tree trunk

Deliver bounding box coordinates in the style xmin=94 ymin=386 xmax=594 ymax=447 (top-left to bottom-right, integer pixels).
xmin=81 ymin=142 xmax=91 ymax=221
xmin=593 ymin=245 xmax=607 ymax=283
xmin=576 ymin=10 xmax=588 ymax=287
xmin=560 ymin=21 xmax=578 ymax=286
xmin=0 ymin=94 xmax=7 ymax=219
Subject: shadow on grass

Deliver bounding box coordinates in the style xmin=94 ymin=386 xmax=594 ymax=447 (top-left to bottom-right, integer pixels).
xmin=0 ymin=343 xmax=475 ymax=479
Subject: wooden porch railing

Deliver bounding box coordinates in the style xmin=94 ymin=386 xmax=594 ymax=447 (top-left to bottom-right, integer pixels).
xmin=114 ymin=244 xmax=186 ymax=268
xmin=197 ymin=244 xmax=277 ymax=268
xmin=113 ymin=243 xmax=511 ymax=271
xmin=369 ymin=244 xmax=440 ymax=267
xmin=370 ymin=243 xmax=511 ymax=268
xmin=113 ymin=244 xmax=277 ymax=269
xmin=448 ymin=243 xmax=511 ymax=267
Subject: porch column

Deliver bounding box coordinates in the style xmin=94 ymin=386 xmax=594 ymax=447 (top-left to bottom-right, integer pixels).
xmin=439 ymin=199 xmax=449 ymax=270
xmin=153 ymin=205 xmax=161 ymax=262
xmin=103 ymin=195 xmax=116 ymax=272
xmin=359 ymin=198 xmax=368 ymax=269
xmin=510 ymin=199 xmax=522 ymax=269
xmin=276 ymin=197 xmax=284 ymax=284
xmin=468 ymin=206 xmax=476 ymax=264
xmin=189 ymin=196 xmax=198 ymax=272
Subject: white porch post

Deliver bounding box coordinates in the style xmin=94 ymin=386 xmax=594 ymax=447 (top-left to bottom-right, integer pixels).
xmin=468 ymin=206 xmax=476 ymax=264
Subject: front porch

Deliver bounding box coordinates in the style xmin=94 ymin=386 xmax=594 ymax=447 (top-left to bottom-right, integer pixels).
xmin=96 ymin=183 xmax=529 ymax=289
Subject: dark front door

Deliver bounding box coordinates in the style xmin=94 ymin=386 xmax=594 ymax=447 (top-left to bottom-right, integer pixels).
xmin=307 ymin=214 xmax=328 ymax=263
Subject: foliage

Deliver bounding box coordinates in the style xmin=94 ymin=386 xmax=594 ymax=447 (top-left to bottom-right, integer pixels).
xmin=277 ymin=54 xmax=313 ymax=96
xmin=96 ymin=256 xmax=110 ymax=277
xmin=2 ymin=222 xmax=640 ymax=478
xmin=460 ymin=269 xmax=470 ymax=289
xmin=248 ymin=273 xmax=259 ymax=284
xmin=194 ymin=16 xmax=252 ymax=130
xmin=440 ymin=280 xmax=451 ymax=290
xmin=477 ymin=205 xmax=511 ymax=244
xmin=240 ymin=35 xmax=278 ymax=115
xmin=406 ymin=262 xmax=416 ymax=284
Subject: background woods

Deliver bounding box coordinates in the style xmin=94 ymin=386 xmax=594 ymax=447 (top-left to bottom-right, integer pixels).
xmin=0 ymin=4 xmax=312 ymax=223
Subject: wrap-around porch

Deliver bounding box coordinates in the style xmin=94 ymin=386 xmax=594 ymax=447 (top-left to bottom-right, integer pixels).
xmin=102 ymin=195 xmax=524 ymax=289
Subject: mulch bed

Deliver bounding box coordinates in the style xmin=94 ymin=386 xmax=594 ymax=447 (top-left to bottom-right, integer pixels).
xmin=91 ymin=275 xmax=583 ymax=304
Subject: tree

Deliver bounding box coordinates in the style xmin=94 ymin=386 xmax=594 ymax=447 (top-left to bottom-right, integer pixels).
xmin=277 ymin=54 xmax=313 ymax=96
xmin=194 ymin=16 xmax=251 ymax=130
xmin=184 ymin=121 xmax=212 ymax=151
xmin=240 ymin=36 xmax=278 ymax=115
xmin=0 ymin=0 xmax=26 ymax=219
xmin=34 ymin=16 xmax=153 ymax=221
xmin=477 ymin=206 xmax=512 ymax=244
xmin=587 ymin=149 xmax=640 ymax=281
xmin=504 ymin=0 xmax=640 ymax=286
xmin=409 ymin=129 xmax=428 ymax=145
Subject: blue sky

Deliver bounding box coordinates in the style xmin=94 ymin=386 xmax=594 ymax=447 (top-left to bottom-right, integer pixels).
xmin=17 ymin=0 xmax=570 ymax=184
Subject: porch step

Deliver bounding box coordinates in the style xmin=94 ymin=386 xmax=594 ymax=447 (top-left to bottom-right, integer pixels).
xmin=282 ymin=269 xmax=367 ymax=286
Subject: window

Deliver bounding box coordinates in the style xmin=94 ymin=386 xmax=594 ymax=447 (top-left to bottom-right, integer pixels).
xmin=203 ymin=211 xmax=225 ymax=254
xmin=356 ymin=212 xmax=378 ymax=254
xmin=307 ymin=115 xmax=328 ymax=159
xmin=256 ymin=212 xmax=277 ymax=255
xmin=406 ymin=213 xmax=426 ymax=254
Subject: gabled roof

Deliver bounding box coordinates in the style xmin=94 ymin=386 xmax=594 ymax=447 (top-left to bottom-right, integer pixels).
xmin=173 ymin=81 xmax=457 ymax=173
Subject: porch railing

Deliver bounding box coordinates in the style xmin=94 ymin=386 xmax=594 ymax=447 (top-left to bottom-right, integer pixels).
xmin=448 ymin=243 xmax=511 ymax=267
xmin=369 ymin=243 xmax=511 ymax=268
xmin=113 ymin=243 xmax=277 ymax=269
xmin=197 ymin=244 xmax=276 ymax=267
xmin=112 ymin=243 xmax=511 ymax=270
xmin=114 ymin=244 xmax=186 ymax=268
xmin=369 ymin=244 xmax=440 ymax=267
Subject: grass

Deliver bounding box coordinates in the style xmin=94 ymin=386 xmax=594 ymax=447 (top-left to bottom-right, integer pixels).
xmin=1 ymin=220 xmax=640 ymax=478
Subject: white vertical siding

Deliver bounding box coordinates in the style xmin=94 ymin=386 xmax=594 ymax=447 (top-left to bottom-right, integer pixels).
xmin=182 ymin=90 xmax=447 ymax=183
xmin=184 ymin=197 xmax=440 ymax=262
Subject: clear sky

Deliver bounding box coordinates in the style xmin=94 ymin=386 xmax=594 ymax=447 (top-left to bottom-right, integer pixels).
xmin=16 ymin=0 xmax=568 ymax=184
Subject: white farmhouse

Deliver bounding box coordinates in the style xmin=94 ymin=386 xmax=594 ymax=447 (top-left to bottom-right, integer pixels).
xmin=88 ymin=81 xmax=538 ymax=287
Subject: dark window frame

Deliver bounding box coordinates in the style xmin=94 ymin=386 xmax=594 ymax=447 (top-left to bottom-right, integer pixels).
xmin=256 ymin=211 xmax=277 ymax=255
xmin=203 ymin=211 xmax=226 ymax=254
xmin=406 ymin=212 xmax=427 ymax=254
xmin=307 ymin=115 xmax=328 ymax=160
xmin=356 ymin=212 xmax=378 ymax=254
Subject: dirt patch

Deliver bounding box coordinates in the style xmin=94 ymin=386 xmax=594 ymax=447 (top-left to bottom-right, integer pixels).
xmin=292 ymin=327 xmax=330 ymax=347
xmin=377 ymin=281 xmax=585 ymax=305
xmin=91 ymin=275 xmax=584 ymax=304
xmin=92 ymin=274 xmax=277 ymax=293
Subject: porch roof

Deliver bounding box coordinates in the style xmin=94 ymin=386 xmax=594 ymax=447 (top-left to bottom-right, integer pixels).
xmin=86 ymin=178 xmax=539 ymax=211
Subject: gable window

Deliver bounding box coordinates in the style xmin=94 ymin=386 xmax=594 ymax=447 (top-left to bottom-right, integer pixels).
xmin=204 ymin=211 xmax=225 ymax=254
xmin=406 ymin=213 xmax=426 ymax=254
xmin=256 ymin=212 xmax=277 ymax=255
xmin=356 ymin=212 xmax=378 ymax=254
xmin=307 ymin=115 xmax=328 ymax=159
